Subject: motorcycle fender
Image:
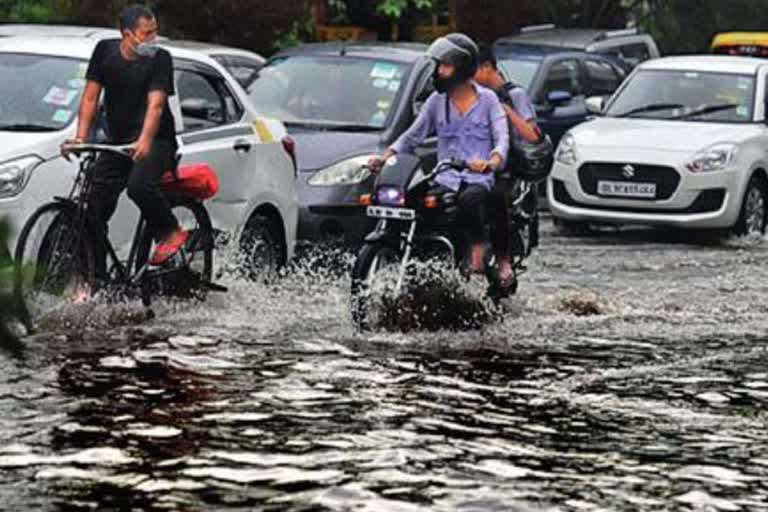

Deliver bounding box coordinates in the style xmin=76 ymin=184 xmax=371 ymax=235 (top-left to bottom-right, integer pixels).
xmin=364 ymin=229 xmax=400 ymax=246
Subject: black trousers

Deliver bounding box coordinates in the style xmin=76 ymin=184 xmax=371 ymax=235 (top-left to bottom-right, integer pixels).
xmin=490 ymin=177 xmax=513 ymax=255
xmin=457 ymin=184 xmax=487 ymax=245
xmin=88 ymin=139 xmax=178 ymax=276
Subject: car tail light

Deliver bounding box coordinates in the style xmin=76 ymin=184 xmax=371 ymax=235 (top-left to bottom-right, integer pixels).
xmin=282 ymin=136 xmax=297 ymax=176
xmin=359 ymin=193 xmax=373 ymax=206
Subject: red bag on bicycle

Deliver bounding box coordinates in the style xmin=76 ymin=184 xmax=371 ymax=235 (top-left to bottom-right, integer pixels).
xmin=161 ymin=163 xmax=220 ymax=200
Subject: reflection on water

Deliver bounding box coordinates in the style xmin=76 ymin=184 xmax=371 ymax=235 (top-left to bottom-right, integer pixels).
xmin=1 ymin=220 xmax=768 ymax=510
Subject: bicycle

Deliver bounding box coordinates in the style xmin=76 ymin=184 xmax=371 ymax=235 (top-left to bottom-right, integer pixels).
xmin=13 ymin=143 xmax=224 ymax=331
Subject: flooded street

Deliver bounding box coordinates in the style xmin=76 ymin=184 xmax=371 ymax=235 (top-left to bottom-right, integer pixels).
xmin=2 ymin=217 xmax=768 ymax=511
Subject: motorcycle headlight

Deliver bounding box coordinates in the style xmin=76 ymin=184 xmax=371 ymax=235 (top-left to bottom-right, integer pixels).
xmin=555 ymin=133 xmax=578 ymax=166
xmin=308 ymin=155 xmax=372 ymax=186
xmin=376 ymin=186 xmax=405 ymax=206
xmin=686 ymin=143 xmax=738 ymax=173
xmin=0 ymin=155 xmax=43 ymax=198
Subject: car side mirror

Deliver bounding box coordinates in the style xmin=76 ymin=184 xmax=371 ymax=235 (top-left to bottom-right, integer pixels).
xmin=585 ymin=95 xmax=606 ymax=115
xmin=547 ymin=90 xmax=573 ymax=107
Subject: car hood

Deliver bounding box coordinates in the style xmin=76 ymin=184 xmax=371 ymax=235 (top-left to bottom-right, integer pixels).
xmin=0 ymin=130 xmax=65 ymax=163
xmin=571 ymin=118 xmax=758 ymax=153
xmin=287 ymin=128 xmax=382 ymax=172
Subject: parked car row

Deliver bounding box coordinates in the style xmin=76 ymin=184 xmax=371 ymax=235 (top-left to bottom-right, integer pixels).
xmin=2 ymin=21 xmax=766 ymax=272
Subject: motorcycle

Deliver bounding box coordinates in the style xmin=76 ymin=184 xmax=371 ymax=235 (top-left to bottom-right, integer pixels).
xmin=350 ymin=154 xmax=539 ymax=331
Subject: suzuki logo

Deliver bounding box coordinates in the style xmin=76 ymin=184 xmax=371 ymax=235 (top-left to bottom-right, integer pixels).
xmin=622 ymin=164 xmax=636 ymax=179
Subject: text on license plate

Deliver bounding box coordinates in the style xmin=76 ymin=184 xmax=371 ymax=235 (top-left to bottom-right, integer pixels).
xmin=367 ymin=206 xmax=416 ymax=220
xmin=597 ymin=180 xmax=657 ymax=198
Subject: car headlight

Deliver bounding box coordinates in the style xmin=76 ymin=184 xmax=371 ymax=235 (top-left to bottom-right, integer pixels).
xmin=308 ymin=155 xmax=372 ymax=186
xmin=686 ymin=143 xmax=738 ymax=173
xmin=555 ymin=133 xmax=578 ymax=166
xmin=0 ymin=156 xmax=43 ymax=198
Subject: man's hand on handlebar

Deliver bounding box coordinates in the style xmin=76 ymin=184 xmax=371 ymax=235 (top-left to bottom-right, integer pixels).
xmin=60 ymin=137 xmax=86 ymax=161
xmin=467 ymin=153 xmax=504 ymax=174
xmin=367 ymin=149 xmax=396 ymax=174
xmin=131 ymin=136 xmax=152 ymax=162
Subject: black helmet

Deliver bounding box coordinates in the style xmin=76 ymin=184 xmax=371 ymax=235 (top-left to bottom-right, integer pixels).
xmin=427 ymin=33 xmax=479 ymax=93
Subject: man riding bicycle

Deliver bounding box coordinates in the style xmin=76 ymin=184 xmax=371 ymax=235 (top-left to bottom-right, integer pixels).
xmin=474 ymin=45 xmax=542 ymax=286
xmin=64 ymin=4 xmax=186 ymax=277
xmin=369 ymin=33 xmax=509 ymax=274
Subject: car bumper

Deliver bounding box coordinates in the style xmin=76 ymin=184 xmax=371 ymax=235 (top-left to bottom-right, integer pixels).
xmin=296 ymin=172 xmax=376 ymax=246
xmin=548 ymin=157 xmax=743 ymax=229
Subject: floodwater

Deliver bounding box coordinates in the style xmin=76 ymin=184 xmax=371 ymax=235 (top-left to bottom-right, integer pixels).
xmin=1 ymin=218 xmax=767 ymax=511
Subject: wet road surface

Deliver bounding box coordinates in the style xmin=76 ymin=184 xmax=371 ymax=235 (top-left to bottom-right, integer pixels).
xmin=1 ymin=218 xmax=767 ymax=511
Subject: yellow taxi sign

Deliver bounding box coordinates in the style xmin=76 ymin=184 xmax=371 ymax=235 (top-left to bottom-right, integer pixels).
xmin=712 ymin=32 xmax=768 ymax=56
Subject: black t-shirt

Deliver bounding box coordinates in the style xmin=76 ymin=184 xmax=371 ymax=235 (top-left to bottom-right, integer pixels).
xmin=86 ymin=39 xmax=176 ymax=144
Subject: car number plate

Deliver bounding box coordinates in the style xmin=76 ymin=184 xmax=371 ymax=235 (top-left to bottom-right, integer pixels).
xmin=597 ymin=180 xmax=657 ymax=198
xmin=367 ymin=206 xmax=416 ymax=220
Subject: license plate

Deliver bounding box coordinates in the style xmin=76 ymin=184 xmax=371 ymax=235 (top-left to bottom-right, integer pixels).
xmin=597 ymin=180 xmax=657 ymax=198
xmin=367 ymin=206 xmax=415 ymax=220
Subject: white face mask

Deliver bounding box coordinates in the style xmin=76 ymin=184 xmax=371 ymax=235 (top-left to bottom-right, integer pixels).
xmin=133 ymin=34 xmax=159 ymax=58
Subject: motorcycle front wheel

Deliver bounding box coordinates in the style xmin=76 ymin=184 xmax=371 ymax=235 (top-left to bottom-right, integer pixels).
xmin=350 ymin=242 xmax=402 ymax=331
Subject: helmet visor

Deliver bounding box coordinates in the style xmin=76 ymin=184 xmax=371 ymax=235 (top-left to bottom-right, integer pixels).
xmin=427 ymin=37 xmax=470 ymax=65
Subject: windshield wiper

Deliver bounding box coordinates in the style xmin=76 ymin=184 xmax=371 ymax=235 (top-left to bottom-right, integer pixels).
xmin=0 ymin=123 xmax=59 ymax=132
xmin=615 ymin=103 xmax=684 ymax=118
xmin=671 ymin=103 xmax=739 ymax=120
xmin=285 ymin=121 xmax=382 ymax=132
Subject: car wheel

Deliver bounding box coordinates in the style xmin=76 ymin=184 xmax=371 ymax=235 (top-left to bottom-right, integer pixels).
xmin=734 ymin=175 xmax=767 ymax=236
xmin=240 ymin=215 xmax=284 ymax=282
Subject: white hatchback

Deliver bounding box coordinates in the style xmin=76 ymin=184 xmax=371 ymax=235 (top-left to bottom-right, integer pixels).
xmin=548 ymin=55 xmax=768 ymax=236
xmin=0 ymin=36 xmax=298 ymax=272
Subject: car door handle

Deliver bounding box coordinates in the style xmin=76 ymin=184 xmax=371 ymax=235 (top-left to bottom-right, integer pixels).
xmin=233 ymin=139 xmax=251 ymax=153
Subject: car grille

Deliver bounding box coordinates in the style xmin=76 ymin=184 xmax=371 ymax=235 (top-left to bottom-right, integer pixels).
xmin=577 ymin=162 xmax=681 ymax=200
xmin=553 ymin=180 xmax=725 ymax=214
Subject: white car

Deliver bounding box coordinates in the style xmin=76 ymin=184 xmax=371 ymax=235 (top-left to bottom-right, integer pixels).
xmin=548 ymin=55 xmax=768 ymax=236
xmin=0 ymin=36 xmax=298 ymax=272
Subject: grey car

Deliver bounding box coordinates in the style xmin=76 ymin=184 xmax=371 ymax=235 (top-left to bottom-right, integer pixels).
xmin=248 ymin=42 xmax=441 ymax=247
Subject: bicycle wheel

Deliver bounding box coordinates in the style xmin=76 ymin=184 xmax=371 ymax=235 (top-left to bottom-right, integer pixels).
xmin=13 ymin=202 xmax=95 ymax=329
xmin=172 ymin=197 xmax=213 ymax=285
xmin=137 ymin=197 xmax=214 ymax=301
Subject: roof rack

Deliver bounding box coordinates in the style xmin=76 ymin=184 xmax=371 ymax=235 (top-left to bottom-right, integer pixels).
xmin=595 ymin=28 xmax=640 ymax=41
xmin=520 ymin=24 xmax=556 ymax=34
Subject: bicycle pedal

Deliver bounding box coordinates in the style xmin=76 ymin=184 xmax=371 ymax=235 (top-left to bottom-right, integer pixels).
xmin=204 ymin=281 xmax=228 ymax=293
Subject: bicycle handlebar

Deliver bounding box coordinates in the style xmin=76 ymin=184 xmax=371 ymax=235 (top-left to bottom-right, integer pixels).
xmin=62 ymin=143 xmax=135 ymax=158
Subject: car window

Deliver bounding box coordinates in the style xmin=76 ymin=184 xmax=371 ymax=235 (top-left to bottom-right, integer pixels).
xmin=249 ymin=55 xmax=411 ymax=129
xmin=540 ymin=59 xmax=583 ymax=102
xmin=606 ymin=43 xmax=652 ymax=68
xmin=585 ymin=58 xmax=622 ymax=96
xmin=497 ymin=58 xmax=540 ymax=90
xmin=175 ymin=69 xmax=243 ymax=132
xmin=212 ymin=55 xmax=263 ymax=90
xmin=0 ymin=53 xmax=87 ymax=131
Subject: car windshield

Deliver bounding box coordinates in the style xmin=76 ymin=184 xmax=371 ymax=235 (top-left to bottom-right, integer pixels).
xmin=497 ymin=59 xmax=540 ymax=90
xmin=606 ymin=69 xmax=756 ymax=123
xmin=0 ymin=53 xmax=87 ymax=131
xmin=248 ymin=55 xmax=410 ymax=129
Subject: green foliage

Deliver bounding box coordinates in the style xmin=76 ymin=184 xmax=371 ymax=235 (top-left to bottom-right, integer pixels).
xmin=0 ymin=0 xmax=55 ymax=22
xmin=376 ymin=0 xmax=433 ymax=19
xmin=272 ymin=17 xmax=316 ymax=52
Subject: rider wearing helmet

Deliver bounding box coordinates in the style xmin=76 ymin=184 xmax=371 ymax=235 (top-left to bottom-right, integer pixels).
xmin=369 ymin=33 xmax=509 ymax=273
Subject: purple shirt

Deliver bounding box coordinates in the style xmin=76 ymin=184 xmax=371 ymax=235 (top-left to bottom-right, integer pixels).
xmin=390 ymin=84 xmax=509 ymax=191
